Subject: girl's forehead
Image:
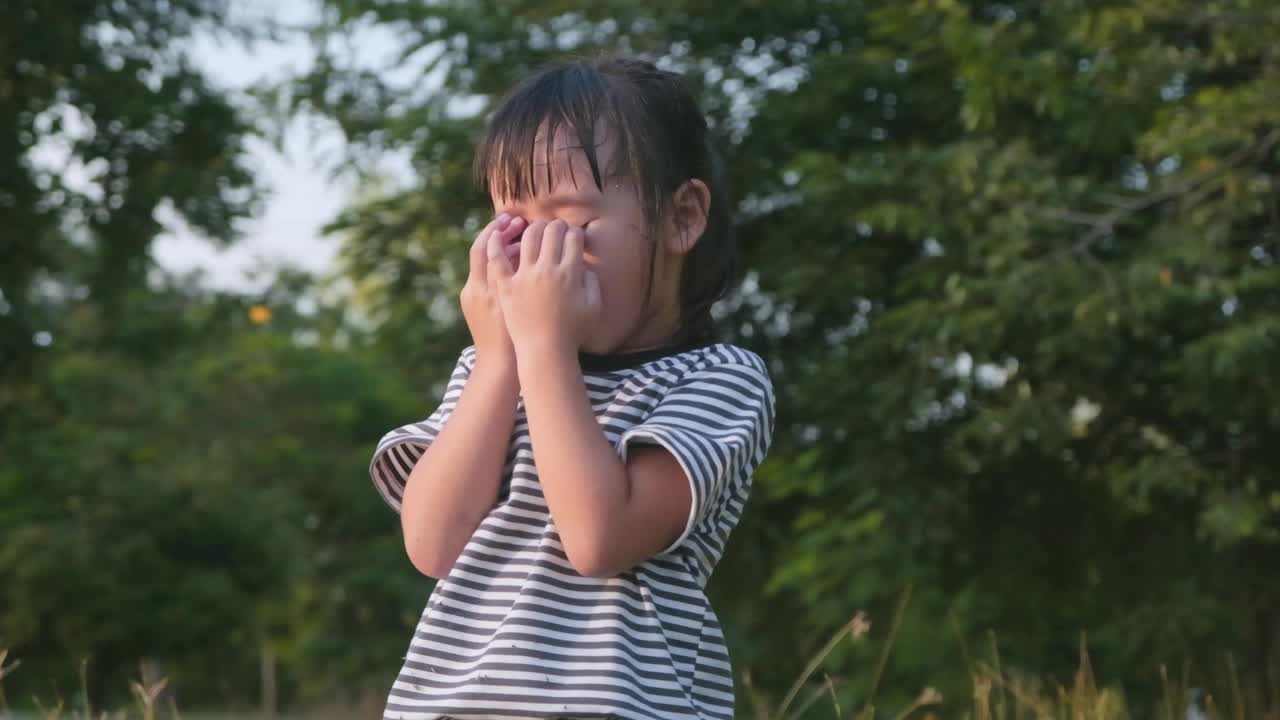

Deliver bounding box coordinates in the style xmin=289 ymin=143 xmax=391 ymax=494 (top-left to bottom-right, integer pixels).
xmin=490 ymin=121 xmax=625 ymax=195
xmin=490 ymin=124 xmax=631 ymax=208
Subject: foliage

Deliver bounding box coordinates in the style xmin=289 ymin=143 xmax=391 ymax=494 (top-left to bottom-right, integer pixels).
xmin=0 ymin=0 xmax=260 ymax=430
xmin=0 ymin=275 xmax=426 ymax=709
xmin=4 ymin=0 xmax=1280 ymax=715
xmin=288 ymin=0 xmax=1280 ymax=713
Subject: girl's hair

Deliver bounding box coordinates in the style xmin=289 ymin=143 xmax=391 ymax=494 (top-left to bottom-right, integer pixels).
xmin=473 ymin=55 xmax=737 ymax=345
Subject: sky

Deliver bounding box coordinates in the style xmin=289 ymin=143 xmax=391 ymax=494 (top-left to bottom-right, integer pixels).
xmin=151 ymin=0 xmax=352 ymax=292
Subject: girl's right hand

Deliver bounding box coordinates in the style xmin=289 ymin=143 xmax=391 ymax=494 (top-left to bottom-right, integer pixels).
xmin=461 ymin=214 xmax=527 ymax=378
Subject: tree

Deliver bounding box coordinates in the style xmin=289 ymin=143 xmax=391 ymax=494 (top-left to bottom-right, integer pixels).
xmin=292 ymin=0 xmax=1280 ymax=713
xmin=0 ymin=272 xmax=425 ymax=710
xmin=1 ymin=1 xmax=269 ymax=707
xmin=0 ymin=0 xmax=257 ymax=412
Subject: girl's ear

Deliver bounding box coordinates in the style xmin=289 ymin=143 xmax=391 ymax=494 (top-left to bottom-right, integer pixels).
xmin=664 ymin=179 xmax=710 ymax=255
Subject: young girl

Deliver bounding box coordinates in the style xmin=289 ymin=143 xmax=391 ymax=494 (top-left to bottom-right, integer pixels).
xmin=369 ymin=56 xmax=775 ymax=720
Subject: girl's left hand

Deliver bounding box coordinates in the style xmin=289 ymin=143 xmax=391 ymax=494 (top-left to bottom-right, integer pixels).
xmin=487 ymin=218 xmax=602 ymax=358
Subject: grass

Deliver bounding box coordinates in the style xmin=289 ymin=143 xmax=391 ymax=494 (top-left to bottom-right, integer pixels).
xmin=3 ymin=594 xmax=1277 ymax=720
xmin=742 ymin=622 xmax=1266 ymax=720
xmin=738 ymin=587 xmax=1276 ymax=720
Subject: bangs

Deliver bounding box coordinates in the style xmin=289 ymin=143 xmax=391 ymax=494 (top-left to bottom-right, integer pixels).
xmin=474 ymin=63 xmax=652 ymax=213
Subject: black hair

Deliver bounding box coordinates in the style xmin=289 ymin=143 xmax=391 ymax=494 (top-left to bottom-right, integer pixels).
xmin=472 ymin=55 xmax=737 ymax=346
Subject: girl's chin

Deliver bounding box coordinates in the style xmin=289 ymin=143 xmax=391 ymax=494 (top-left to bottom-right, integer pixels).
xmin=578 ymin=333 xmax=613 ymax=355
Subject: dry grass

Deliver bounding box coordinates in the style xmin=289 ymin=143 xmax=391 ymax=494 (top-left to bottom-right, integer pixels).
xmin=0 ymin=653 xmax=177 ymax=720
xmin=738 ymin=587 xmax=1276 ymax=720
xmin=0 ymin=646 xmax=381 ymax=720
xmin=3 ymin=607 xmax=1277 ymax=720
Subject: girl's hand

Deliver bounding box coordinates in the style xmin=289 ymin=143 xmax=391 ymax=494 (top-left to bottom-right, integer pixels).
xmin=460 ymin=213 xmax=527 ymax=375
xmin=487 ymin=219 xmax=602 ymax=359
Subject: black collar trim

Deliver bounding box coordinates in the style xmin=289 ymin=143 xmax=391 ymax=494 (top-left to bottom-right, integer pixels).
xmin=577 ymin=341 xmax=715 ymax=372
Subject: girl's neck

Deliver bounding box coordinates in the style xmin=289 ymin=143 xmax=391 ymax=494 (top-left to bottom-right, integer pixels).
xmin=610 ymin=299 xmax=684 ymax=354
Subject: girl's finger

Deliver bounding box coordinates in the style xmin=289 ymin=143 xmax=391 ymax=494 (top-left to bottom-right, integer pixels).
xmin=487 ymin=221 xmax=515 ymax=279
xmin=471 ymin=214 xmax=509 ymax=281
xmin=499 ymin=216 xmax=528 ymax=243
xmin=539 ymin=220 xmax=568 ymax=268
xmin=499 ymin=216 xmax=527 ymax=268
xmin=519 ymin=220 xmax=546 ymax=270
xmin=561 ymin=225 xmax=585 ymax=270
xmin=583 ymin=268 xmax=602 ymax=316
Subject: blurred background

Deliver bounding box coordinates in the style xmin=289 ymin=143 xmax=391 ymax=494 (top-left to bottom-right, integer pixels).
xmin=2 ymin=0 xmax=1279 ymax=718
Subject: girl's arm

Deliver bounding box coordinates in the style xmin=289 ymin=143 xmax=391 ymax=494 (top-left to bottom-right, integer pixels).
xmin=396 ymin=214 xmax=527 ymax=579
xmin=488 ymin=221 xmax=774 ymax=578
xmin=518 ymin=346 xmax=692 ymax=578
xmin=400 ymin=360 xmax=519 ymax=579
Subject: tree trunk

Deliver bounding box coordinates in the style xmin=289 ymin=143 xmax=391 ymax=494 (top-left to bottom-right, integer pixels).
xmin=259 ymin=641 xmax=277 ymax=719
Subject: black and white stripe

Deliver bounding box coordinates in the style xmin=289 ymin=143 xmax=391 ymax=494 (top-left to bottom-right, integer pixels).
xmin=370 ymin=343 xmax=775 ymax=720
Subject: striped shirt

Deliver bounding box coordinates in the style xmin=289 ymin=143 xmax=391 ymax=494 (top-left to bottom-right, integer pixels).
xmin=369 ymin=342 xmax=775 ymax=720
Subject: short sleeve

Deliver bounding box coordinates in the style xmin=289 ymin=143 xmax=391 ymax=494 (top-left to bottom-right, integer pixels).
xmin=616 ymin=349 xmax=776 ymax=555
xmin=369 ymin=346 xmax=476 ymax=513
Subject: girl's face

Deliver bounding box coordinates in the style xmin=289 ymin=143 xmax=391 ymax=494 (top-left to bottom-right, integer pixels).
xmin=490 ymin=125 xmax=684 ymax=355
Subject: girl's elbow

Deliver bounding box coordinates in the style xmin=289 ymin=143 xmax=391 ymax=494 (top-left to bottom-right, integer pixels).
xmin=563 ymin=537 xmax=624 ymax=579
xmin=407 ymin=546 xmax=453 ymax=579
xmin=403 ymin=529 xmax=457 ymax=579
xmin=570 ymin=556 xmax=617 ymax=579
